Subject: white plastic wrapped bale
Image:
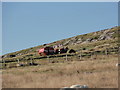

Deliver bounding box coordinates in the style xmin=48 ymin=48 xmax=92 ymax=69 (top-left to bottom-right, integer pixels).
xmin=80 ymin=85 xmax=89 ymax=88
xmin=70 ymin=84 xmax=88 ymax=88
xmin=70 ymin=85 xmax=82 ymax=88
xmin=116 ymin=63 xmax=120 ymax=66
xmin=60 ymin=84 xmax=88 ymax=90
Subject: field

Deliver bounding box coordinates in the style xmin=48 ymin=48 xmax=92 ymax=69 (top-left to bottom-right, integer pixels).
xmin=2 ymin=54 xmax=118 ymax=88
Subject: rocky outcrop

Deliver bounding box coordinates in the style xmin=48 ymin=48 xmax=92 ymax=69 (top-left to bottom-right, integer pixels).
xmin=76 ymin=38 xmax=82 ymax=44
xmin=2 ymin=54 xmax=16 ymax=58
xmin=63 ymin=37 xmax=77 ymax=45
xmin=98 ymin=31 xmax=114 ymax=40
xmin=62 ymin=27 xmax=116 ymax=46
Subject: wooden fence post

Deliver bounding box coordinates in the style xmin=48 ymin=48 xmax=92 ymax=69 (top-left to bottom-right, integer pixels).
xmin=3 ymin=60 xmax=6 ymax=67
xmin=3 ymin=60 xmax=5 ymax=64
xmin=106 ymin=48 xmax=108 ymax=56
xmin=47 ymin=56 xmax=50 ymax=63
xmin=66 ymin=54 xmax=68 ymax=61
xmin=31 ymin=58 xmax=33 ymax=64
xmin=91 ymin=52 xmax=93 ymax=59
xmin=80 ymin=49 xmax=82 ymax=60
xmin=17 ymin=59 xmax=20 ymax=64
xmin=117 ymin=47 xmax=120 ymax=60
xmin=94 ymin=51 xmax=96 ymax=59
xmin=106 ymin=48 xmax=109 ymax=57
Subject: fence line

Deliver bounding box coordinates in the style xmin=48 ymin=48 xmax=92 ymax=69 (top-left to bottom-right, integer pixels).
xmin=1 ymin=47 xmax=118 ymax=69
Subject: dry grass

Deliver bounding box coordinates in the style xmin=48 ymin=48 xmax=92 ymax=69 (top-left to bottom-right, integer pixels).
xmin=2 ymin=55 xmax=118 ymax=88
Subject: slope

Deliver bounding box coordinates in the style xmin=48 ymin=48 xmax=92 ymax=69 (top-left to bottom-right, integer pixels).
xmin=1 ymin=26 xmax=119 ymax=68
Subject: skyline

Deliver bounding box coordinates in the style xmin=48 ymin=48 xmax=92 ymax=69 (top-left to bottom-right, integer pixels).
xmin=2 ymin=2 xmax=118 ymax=55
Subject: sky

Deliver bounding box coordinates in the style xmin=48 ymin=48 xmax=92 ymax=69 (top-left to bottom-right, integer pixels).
xmin=0 ymin=2 xmax=2 ymax=56
xmin=2 ymin=2 xmax=118 ymax=55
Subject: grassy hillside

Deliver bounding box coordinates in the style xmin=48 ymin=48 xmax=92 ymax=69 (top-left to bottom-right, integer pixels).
xmin=1 ymin=26 xmax=119 ymax=61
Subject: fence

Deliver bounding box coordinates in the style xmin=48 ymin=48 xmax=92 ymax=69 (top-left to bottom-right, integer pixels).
xmin=1 ymin=47 xmax=118 ymax=69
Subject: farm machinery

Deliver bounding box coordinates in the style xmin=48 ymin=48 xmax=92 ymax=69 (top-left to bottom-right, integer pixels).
xmin=38 ymin=46 xmax=75 ymax=56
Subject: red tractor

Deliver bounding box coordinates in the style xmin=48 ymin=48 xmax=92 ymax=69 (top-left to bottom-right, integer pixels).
xmin=38 ymin=46 xmax=54 ymax=56
xmin=38 ymin=46 xmax=69 ymax=56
